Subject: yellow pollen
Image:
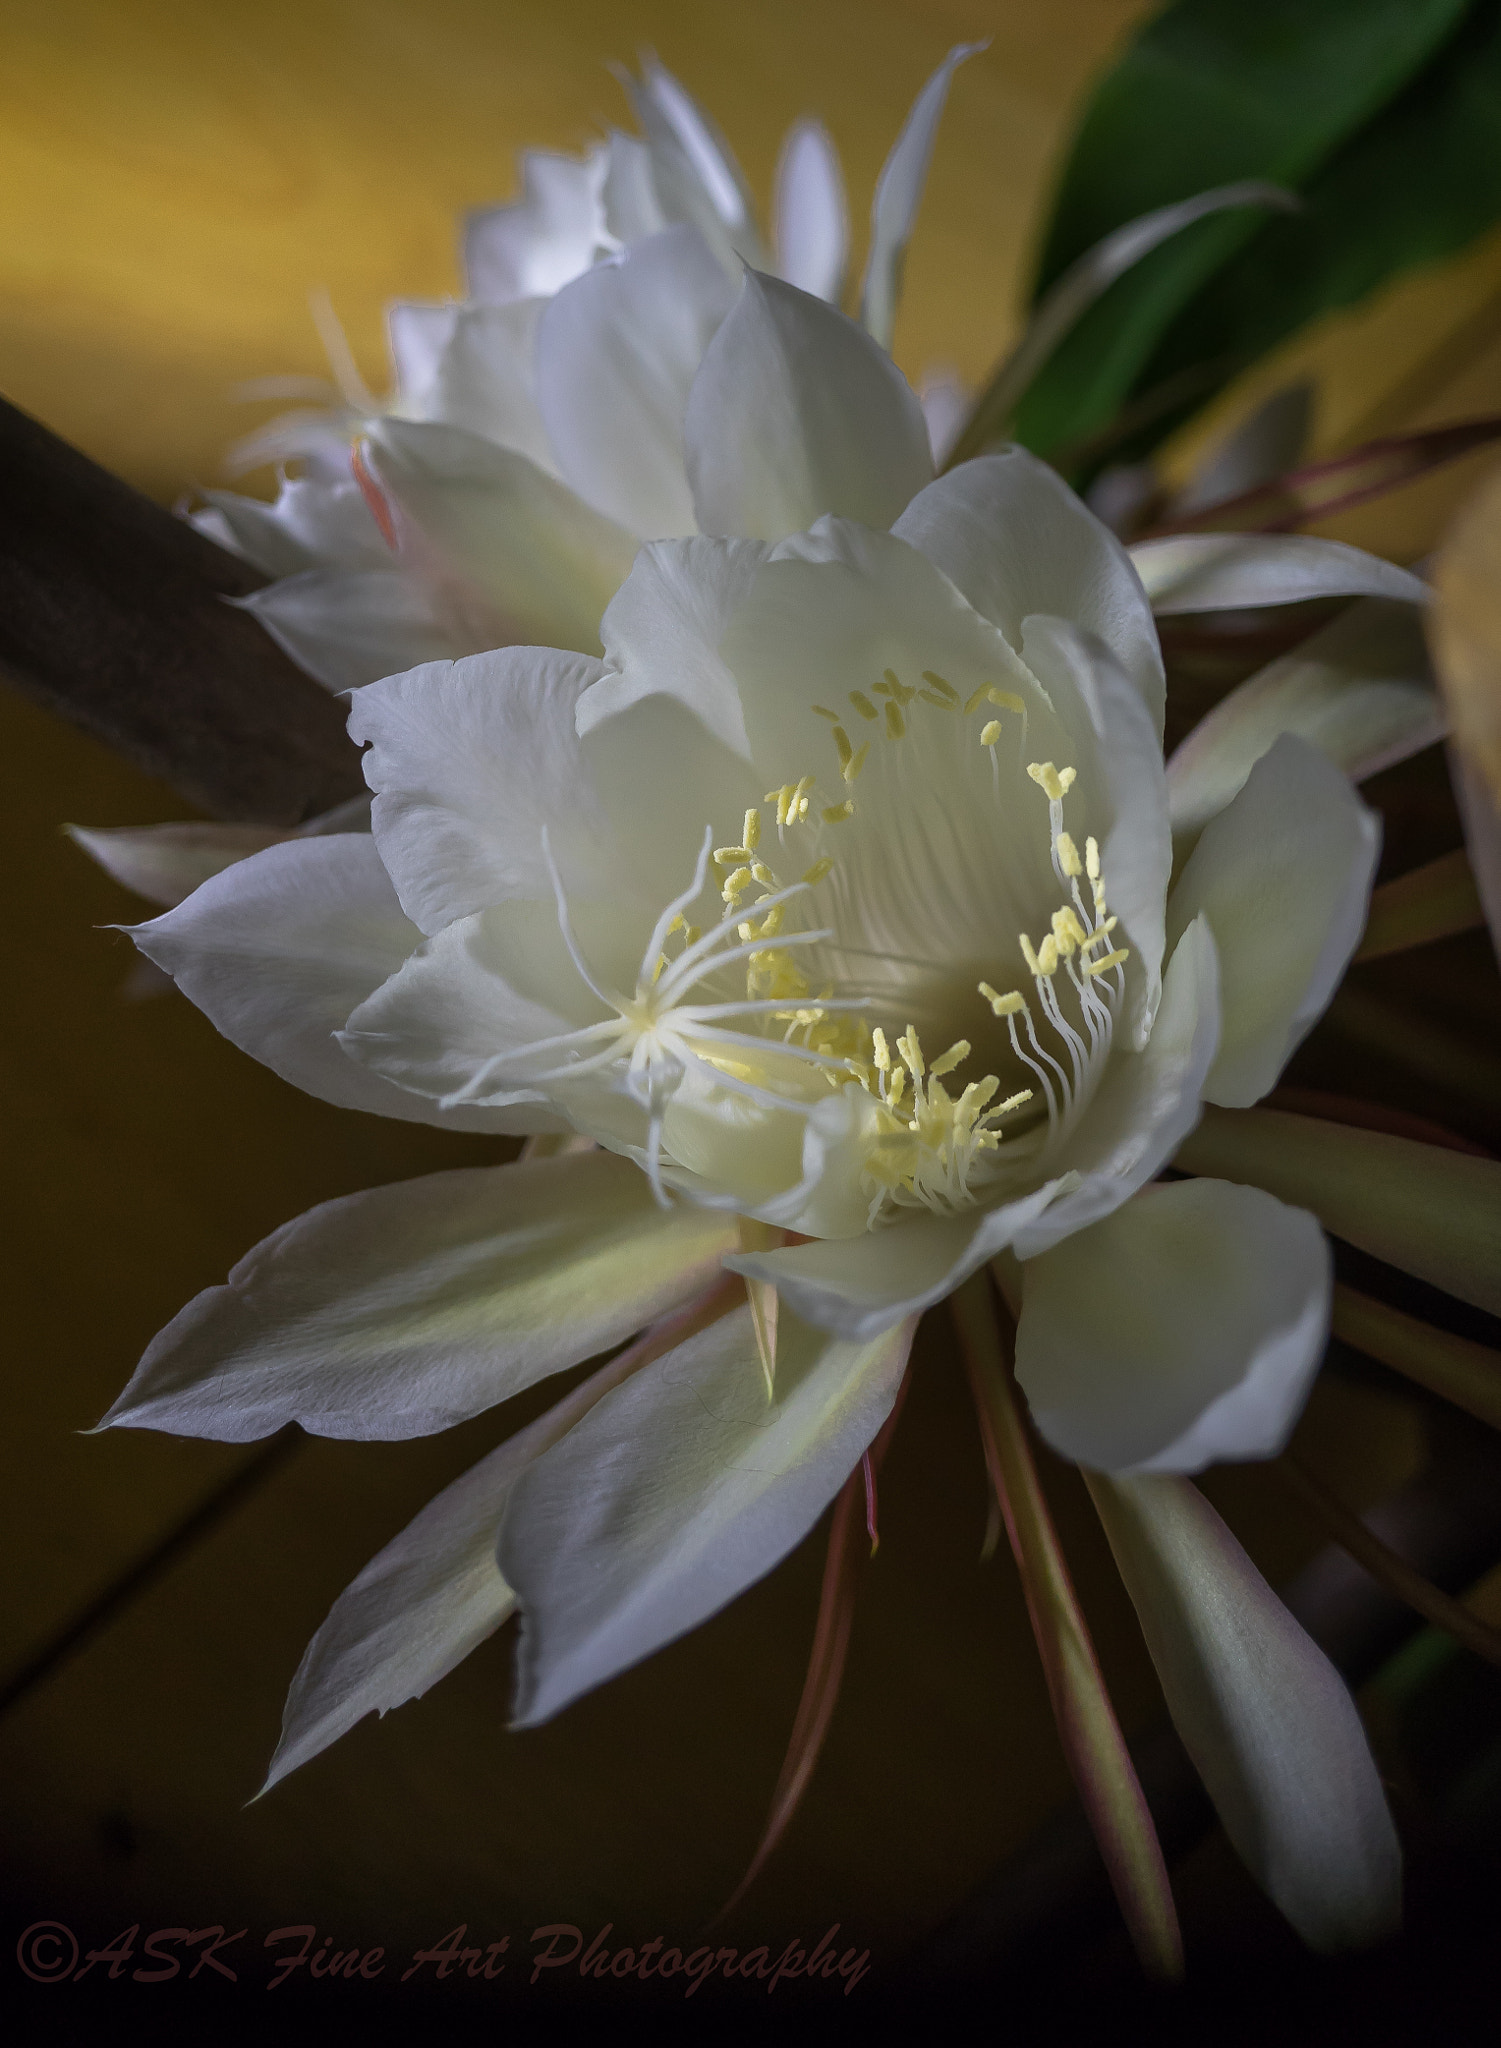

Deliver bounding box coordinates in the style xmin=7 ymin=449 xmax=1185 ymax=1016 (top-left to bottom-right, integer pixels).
xmin=996 ymin=1089 xmax=1033 ymax=1115
xmin=921 ymin=670 xmax=959 ymax=702
xmin=897 ymin=1027 xmax=924 ymax=1080
xmin=930 ymin=1039 xmax=970 ymax=1077
xmin=849 ymin=691 xmax=879 ymax=722
xmin=1027 ymin=761 xmax=1076 ymax=802
xmin=1085 ymin=835 xmax=1101 ymax=881
xmin=1057 ymin=831 xmax=1082 ymax=877
xmin=802 ymin=857 xmax=833 ymax=885
xmin=822 ymin=799 xmax=856 ymax=823
xmin=750 ymin=862 xmax=775 ymax=887
xmin=1052 ymin=906 xmax=1089 ymax=956
xmin=744 ymin=807 xmax=761 ymax=852
xmin=1019 ymin=935 xmax=1043 ymax=978
xmin=1038 ymin=935 xmax=1060 ymax=975
xmin=721 ymin=865 xmax=752 ymax=905
xmin=965 ymin=684 xmax=1026 ymax=717
xmin=812 ymin=705 xmax=839 ymax=721
xmin=714 ymin=845 xmax=751 ymax=865
xmin=919 ymin=688 xmax=956 ymax=710
xmin=833 ymin=725 xmax=853 ymax=770
xmin=885 ymin=700 xmax=906 ymax=740
xmin=887 ymin=1068 xmax=907 ymax=1109
xmin=980 ymin=720 xmax=1001 ymax=747
xmin=1085 ymin=947 xmax=1130 ymax=977
xmin=880 ymin=668 xmax=916 ymax=705
xmin=978 ymin=982 xmax=1026 ymax=1017
xmin=872 ymin=1027 xmax=891 ymax=1071
xmin=767 ymin=784 xmax=793 ymax=826
xmin=843 ymin=742 xmax=870 ymax=783
xmin=792 ymin=775 xmax=816 ymax=821
xmin=1083 ymin=916 xmax=1119 ymax=948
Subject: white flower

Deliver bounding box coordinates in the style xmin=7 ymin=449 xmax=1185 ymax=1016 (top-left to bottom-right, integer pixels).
xmin=105 ymin=451 xmax=1417 ymax=1948
xmin=189 ymin=48 xmax=977 ymax=693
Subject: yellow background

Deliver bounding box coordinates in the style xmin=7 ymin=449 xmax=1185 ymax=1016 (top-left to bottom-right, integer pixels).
xmin=0 ymin=0 xmax=1492 ymax=1975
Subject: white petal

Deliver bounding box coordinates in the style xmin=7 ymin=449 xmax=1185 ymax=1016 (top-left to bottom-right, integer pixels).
xmin=349 ymin=647 xmax=608 ymax=936
xmin=501 ymin=1303 xmax=914 ymax=1722
xmin=463 ymin=146 xmax=608 ymax=303
xmin=100 ymin=1151 xmax=734 ymax=1441
xmin=389 ymin=298 xmax=554 ymax=471
xmin=1016 ymin=1179 xmax=1329 ymax=1472
xmin=684 ymin=269 xmax=933 ymax=541
xmin=893 ymin=449 xmax=1166 ymax=735
xmin=236 ymin=567 xmax=465 ymax=692
xmin=627 ymin=54 xmax=766 ymax=264
xmin=859 ymin=42 xmax=983 ymax=350
xmin=1011 ymin=911 xmax=1221 ymax=1258
xmin=1088 ymin=1472 xmax=1401 ymax=1950
xmin=1166 ymin=736 xmax=1380 ymax=1107
xmin=1169 ymin=600 xmax=1442 ymax=841
xmin=198 ymin=477 xmax=386 ymax=576
xmin=68 ymin=821 xmax=294 ymax=909
xmin=129 ymin=836 xmax=521 ymax=1130
xmin=773 ymin=118 xmax=848 ymax=302
xmin=917 ymin=367 xmax=971 ymax=466
xmin=1450 ymin=743 xmax=1501 ymax=967
xmin=535 ymin=225 xmax=736 ymax=537
xmin=364 ymin=418 xmax=638 ymax=656
xmin=1175 ymin=1103 xmax=1501 ymax=1321
xmin=1171 ymin=382 xmax=1313 ymax=516
xmin=1133 ymin=534 xmax=1428 ymax=615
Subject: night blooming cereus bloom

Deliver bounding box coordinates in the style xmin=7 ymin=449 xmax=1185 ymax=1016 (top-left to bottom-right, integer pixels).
xmin=103 ymin=436 xmax=1423 ymax=1957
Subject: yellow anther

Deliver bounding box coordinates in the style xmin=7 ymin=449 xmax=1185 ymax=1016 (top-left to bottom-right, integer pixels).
xmin=802 ymin=857 xmax=833 ymax=885
xmin=812 ymin=704 xmax=840 ymax=722
xmin=887 ymin=1068 xmax=907 ymax=1109
xmin=792 ymin=774 xmax=816 ymax=821
xmin=980 ymin=720 xmax=1001 ymax=747
xmin=921 ymin=671 xmax=959 ymax=702
xmin=996 ymin=1089 xmax=1033 ymax=1115
xmin=930 ymin=1039 xmax=970 ymax=1078
xmin=990 ymin=689 xmax=1026 ymax=717
xmin=849 ymin=691 xmax=879 ymax=722
xmin=1038 ymin=935 xmax=1060 ymax=975
xmin=872 ymin=1027 xmax=891 ymax=1071
xmin=744 ymin=807 xmax=761 ymax=852
xmin=1082 ymin=916 xmax=1119 ymax=949
xmin=844 ymin=742 xmax=870 ymax=784
xmin=897 ymin=1028 xmax=924 ymax=1080
xmin=1057 ymin=766 xmax=1077 ymax=793
xmin=822 ymin=799 xmax=856 ymax=823
xmin=1027 ymin=761 xmax=1073 ymax=803
xmin=833 ymin=725 xmax=853 ymax=770
xmin=958 ymin=1075 xmax=999 ymax=1117
xmin=651 ymin=952 xmax=667 ymax=983
xmin=919 ymin=689 xmax=956 ymax=710
xmin=1085 ymin=947 xmax=1129 ymax=978
xmin=978 ymin=981 xmax=1026 ymax=1018
xmin=1057 ymin=831 xmax=1082 ymax=877
xmin=714 ymin=845 xmax=751 ymax=866
xmin=1085 ymin=835 xmax=1101 ymax=881
xmin=1019 ymin=934 xmax=1043 ymax=978
xmin=721 ymin=865 xmax=753 ymax=905
xmin=751 ymin=861 xmax=776 ymax=887
xmin=885 ymin=700 xmax=906 ymax=740
xmin=683 ymin=925 xmax=700 ymax=947
xmin=880 ymin=668 xmax=917 ymax=705
xmin=768 ymin=784 xmax=793 ymax=825
xmin=1052 ymin=907 xmax=1089 ymax=957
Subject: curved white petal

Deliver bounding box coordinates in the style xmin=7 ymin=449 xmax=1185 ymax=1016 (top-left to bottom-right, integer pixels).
xmin=860 ymin=42 xmax=983 ymax=350
xmin=1133 ymin=534 xmax=1427 ymax=615
xmin=463 ymin=146 xmax=609 ymax=304
xmin=1088 ymin=1472 xmax=1402 ymax=1950
xmin=236 ymin=567 xmax=464 ymax=692
xmin=627 ymin=54 xmax=766 ymax=265
xmin=893 ymin=449 xmax=1166 ymax=735
xmin=684 ymin=269 xmax=932 ymax=540
xmin=1169 ymin=601 xmax=1442 ymax=841
xmin=128 ymin=836 xmax=522 ymax=1130
xmin=389 ymin=299 xmax=554 ymax=471
xmin=1016 ymin=1179 xmax=1330 ymax=1472
xmin=774 ymin=118 xmax=848 ymax=302
xmin=1166 ymin=736 xmax=1380 ymax=1108
xmin=500 ymin=1303 xmax=914 ymax=1723
xmin=68 ymin=821 xmax=294 ymax=909
xmin=535 ymin=224 xmax=736 ymax=538
xmin=199 ymin=477 xmax=386 ymax=577
xmin=100 ymin=1151 xmax=734 ymax=1442
xmin=349 ymin=647 xmax=608 ymax=936
xmin=364 ymin=419 xmax=638 ymax=657
xmin=1174 ymin=1104 xmax=1501 ymax=1322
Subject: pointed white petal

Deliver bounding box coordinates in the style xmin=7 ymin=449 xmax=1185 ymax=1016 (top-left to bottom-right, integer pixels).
xmin=1169 ymin=601 xmax=1442 ymax=840
xmin=364 ymin=418 xmax=638 ymax=656
xmin=1088 ymin=1472 xmax=1401 ymax=1950
xmin=535 ymin=224 xmax=736 ymax=537
xmin=859 ymin=43 xmax=983 ymax=350
xmin=685 ymin=269 xmax=932 ymax=540
xmin=1133 ymin=534 xmax=1427 ymax=614
xmin=629 ymin=53 xmax=765 ymax=261
xmin=349 ymin=647 xmax=608 ymax=936
xmin=463 ymin=147 xmax=608 ymax=304
xmin=389 ymin=298 xmax=554 ymax=470
xmin=1166 ymin=736 xmax=1380 ymax=1107
xmin=101 ymin=1151 xmax=734 ymax=1442
xmin=774 ymin=118 xmax=848 ymax=302
xmin=893 ymin=448 xmax=1166 ymax=735
xmin=198 ymin=477 xmax=385 ymax=577
xmin=1017 ymin=1179 xmax=1329 ymax=1472
xmin=501 ymin=1303 xmax=914 ymax=1722
xmin=128 ymin=836 xmax=519 ymax=1129
xmin=917 ymin=367 xmax=971 ymax=466
xmin=68 ymin=821 xmax=293 ymax=909
xmin=236 ymin=567 xmax=465 ymax=692
xmin=1174 ymin=1104 xmax=1501 ymax=1321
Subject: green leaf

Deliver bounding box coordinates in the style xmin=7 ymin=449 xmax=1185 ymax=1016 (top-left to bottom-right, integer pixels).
xmin=1013 ymin=0 xmax=1474 ymax=459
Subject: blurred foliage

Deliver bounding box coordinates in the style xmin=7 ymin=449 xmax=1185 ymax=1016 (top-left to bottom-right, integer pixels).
xmin=1013 ymin=0 xmax=1501 ymax=474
